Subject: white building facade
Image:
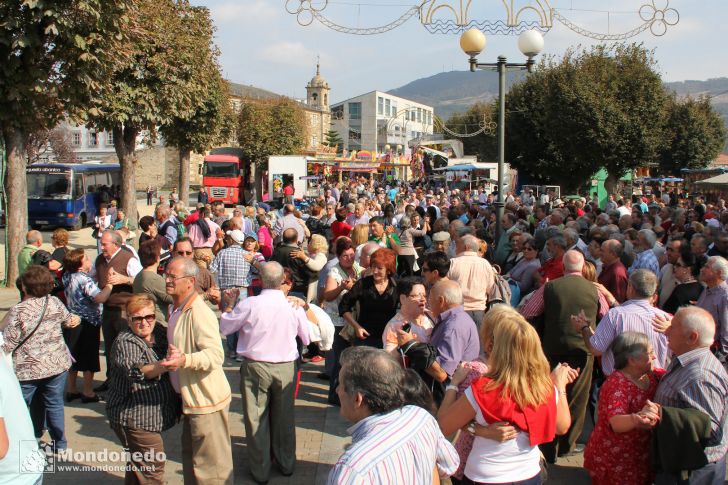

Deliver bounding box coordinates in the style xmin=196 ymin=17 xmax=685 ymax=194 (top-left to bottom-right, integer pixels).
xmin=330 ymin=91 xmax=434 ymax=154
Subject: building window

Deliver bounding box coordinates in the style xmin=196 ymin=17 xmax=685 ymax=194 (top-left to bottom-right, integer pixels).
xmin=410 ymin=110 xmax=416 ymax=122
xmin=392 ymin=103 xmax=397 ymax=117
xmin=377 ymin=97 xmax=383 ymax=115
xmin=416 ymin=108 xmax=422 ymax=123
xmin=348 ymin=129 xmax=361 ymax=142
xmin=89 ymin=131 xmax=98 ymax=146
xmin=106 ymin=132 xmax=114 ymax=145
xmin=385 ymin=98 xmax=391 ymax=117
xmin=348 ymin=102 xmax=361 ymax=120
xmin=332 ymin=105 xmax=344 ymax=120
xmin=72 ymin=132 xmax=81 ymax=146
xmin=311 ymin=134 xmax=317 ymax=147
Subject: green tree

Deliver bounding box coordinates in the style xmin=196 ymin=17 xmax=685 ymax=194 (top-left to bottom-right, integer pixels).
xmin=83 ymin=0 xmax=216 ymax=221
xmin=237 ymin=98 xmax=305 ymax=195
xmin=443 ymin=101 xmax=497 ymax=163
xmin=506 ymin=44 xmax=668 ymax=193
xmin=323 ymin=129 xmax=343 ymax=152
xmin=659 ymin=94 xmax=726 ymax=175
xmin=0 ymin=0 xmax=131 ymax=286
xmin=158 ymin=6 xmax=234 ymax=205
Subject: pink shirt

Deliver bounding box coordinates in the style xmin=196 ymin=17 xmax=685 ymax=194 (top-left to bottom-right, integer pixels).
xmin=187 ymin=218 xmax=219 ymax=248
xmin=219 ymin=289 xmax=311 ymax=363
xmin=447 ymin=251 xmax=495 ymax=311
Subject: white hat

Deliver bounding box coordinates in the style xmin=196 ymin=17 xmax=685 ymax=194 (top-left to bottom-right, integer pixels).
xmin=226 ymin=229 xmax=245 ymax=244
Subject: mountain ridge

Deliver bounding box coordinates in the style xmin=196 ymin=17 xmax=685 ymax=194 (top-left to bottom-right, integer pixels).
xmin=387 ymin=72 xmax=728 ymax=123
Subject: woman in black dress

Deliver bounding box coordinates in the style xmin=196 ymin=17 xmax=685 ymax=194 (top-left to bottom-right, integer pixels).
xmin=662 ymin=249 xmax=703 ymax=315
xmin=339 ymin=248 xmax=399 ymax=348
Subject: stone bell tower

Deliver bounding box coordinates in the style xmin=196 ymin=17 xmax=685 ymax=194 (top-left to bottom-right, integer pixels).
xmin=306 ymin=59 xmax=330 ymax=111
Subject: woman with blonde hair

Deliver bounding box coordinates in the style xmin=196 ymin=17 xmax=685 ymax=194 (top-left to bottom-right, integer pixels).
xmin=350 ymin=223 xmax=370 ymax=263
xmin=290 ymin=233 xmax=329 ymax=302
xmin=438 ymin=306 xmax=578 ymax=485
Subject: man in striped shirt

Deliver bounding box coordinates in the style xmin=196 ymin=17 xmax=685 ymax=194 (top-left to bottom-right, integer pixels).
xmin=646 ymin=307 xmax=728 ymax=483
xmin=328 ymin=347 xmax=458 ymax=484
xmin=574 ymin=269 xmax=671 ymax=375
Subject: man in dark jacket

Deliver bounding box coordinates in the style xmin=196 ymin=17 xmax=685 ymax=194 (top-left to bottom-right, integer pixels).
xmin=197 ymin=187 xmax=209 ymax=205
xmin=271 ymin=228 xmax=311 ymax=298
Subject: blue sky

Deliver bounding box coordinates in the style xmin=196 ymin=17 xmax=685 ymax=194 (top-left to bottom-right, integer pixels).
xmin=192 ymin=0 xmax=727 ymax=103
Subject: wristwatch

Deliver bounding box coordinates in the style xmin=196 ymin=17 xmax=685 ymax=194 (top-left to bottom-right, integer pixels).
xmin=445 ymin=384 xmax=459 ymax=393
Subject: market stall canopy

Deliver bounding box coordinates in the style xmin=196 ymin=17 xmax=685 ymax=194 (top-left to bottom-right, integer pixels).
xmin=432 ymin=163 xmax=482 ymax=172
xmin=696 ymin=173 xmax=728 ymax=185
xmin=635 ymin=177 xmax=684 ymax=183
xmin=332 ymin=160 xmax=379 ymax=172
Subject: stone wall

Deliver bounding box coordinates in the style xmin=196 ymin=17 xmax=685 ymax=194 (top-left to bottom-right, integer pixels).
xmin=99 ymin=146 xmax=204 ymax=190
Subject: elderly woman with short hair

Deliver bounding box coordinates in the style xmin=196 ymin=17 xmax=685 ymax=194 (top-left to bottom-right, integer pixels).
xmin=1 ymin=266 xmax=81 ymax=450
xmin=50 ymin=227 xmax=70 ymax=271
xmin=62 ymin=248 xmax=114 ymax=402
xmin=584 ymin=331 xmax=664 ymax=485
xmin=339 ymin=248 xmax=398 ymax=348
xmin=133 ymin=239 xmax=174 ymax=324
xmin=106 ymin=294 xmax=180 ymax=485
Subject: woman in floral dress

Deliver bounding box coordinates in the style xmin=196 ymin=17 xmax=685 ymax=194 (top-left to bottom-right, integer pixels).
xmin=584 ymin=331 xmax=665 ymax=485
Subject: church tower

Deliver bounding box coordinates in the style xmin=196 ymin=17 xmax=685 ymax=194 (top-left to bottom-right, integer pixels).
xmin=306 ymin=60 xmax=329 ymax=111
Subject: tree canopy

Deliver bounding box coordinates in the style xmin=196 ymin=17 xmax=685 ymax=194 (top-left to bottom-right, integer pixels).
xmin=0 ymin=0 xmax=131 ymax=286
xmin=158 ymin=5 xmax=234 ymax=204
xmin=443 ymin=102 xmax=496 ymax=163
xmin=659 ymin=94 xmax=726 ymax=175
xmin=323 ymin=129 xmax=344 ymax=152
xmin=505 ymin=44 xmax=668 ymax=192
xmin=237 ymin=98 xmax=305 ymax=168
xmin=83 ymin=0 xmax=220 ymax=218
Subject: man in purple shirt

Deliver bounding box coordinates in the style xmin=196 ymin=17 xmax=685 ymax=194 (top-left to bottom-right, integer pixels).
xmin=271 ymin=204 xmax=305 ymax=245
xmin=220 ymin=261 xmax=311 ymax=483
xmin=427 ymin=280 xmax=481 ymax=376
xmin=396 ymin=280 xmax=479 ymax=404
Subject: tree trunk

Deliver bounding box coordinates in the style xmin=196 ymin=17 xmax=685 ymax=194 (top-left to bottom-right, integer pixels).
xmin=114 ymin=124 xmax=139 ymax=229
xmin=178 ymin=147 xmax=191 ymax=208
xmin=604 ymin=172 xmax=620 ymax=199
xmin=254 ymin=160 xmax=266 ymax=203
xmin=248 ymin=160 xmax=258 ymax=203
xmin=3 ymin=128 xmax=28 ymax=288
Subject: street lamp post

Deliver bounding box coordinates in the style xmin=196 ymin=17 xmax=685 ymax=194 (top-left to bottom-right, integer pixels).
xmin=459 ymin=28 xmax=543 ymax=243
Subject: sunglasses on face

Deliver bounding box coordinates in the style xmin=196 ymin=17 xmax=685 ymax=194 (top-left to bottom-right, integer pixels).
xmin=130 ymin=314 xmax=155 ymax=324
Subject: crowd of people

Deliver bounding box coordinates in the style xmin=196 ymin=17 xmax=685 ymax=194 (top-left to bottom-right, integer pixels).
xmin=1 ymin=177 xmax=727 ymax=485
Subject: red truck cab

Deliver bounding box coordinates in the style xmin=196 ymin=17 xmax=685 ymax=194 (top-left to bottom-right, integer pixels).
xmin=201 ymin=149 xmax=247 ymax=205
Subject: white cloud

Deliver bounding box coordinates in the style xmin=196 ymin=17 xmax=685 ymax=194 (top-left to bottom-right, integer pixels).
xmin=257 ymin=41 xmax=331 ymax=68
xmin=210 ymin=0 xmax=277 ymax=25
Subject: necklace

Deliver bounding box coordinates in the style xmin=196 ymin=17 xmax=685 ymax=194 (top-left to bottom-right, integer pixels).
xmin=619 ymin=369 xmax=649 ymax=390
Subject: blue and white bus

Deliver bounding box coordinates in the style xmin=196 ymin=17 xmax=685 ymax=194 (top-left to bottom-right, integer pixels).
xmin=27 ymin=162 xmax=121 ymax=229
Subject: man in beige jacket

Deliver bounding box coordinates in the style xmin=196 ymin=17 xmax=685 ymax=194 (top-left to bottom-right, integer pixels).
xmin=162 ymin=257 xmax=233 ymax=484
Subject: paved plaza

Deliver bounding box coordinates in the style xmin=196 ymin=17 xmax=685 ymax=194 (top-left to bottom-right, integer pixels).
xmin=0 ymin=200 xmax=591 ymax=484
